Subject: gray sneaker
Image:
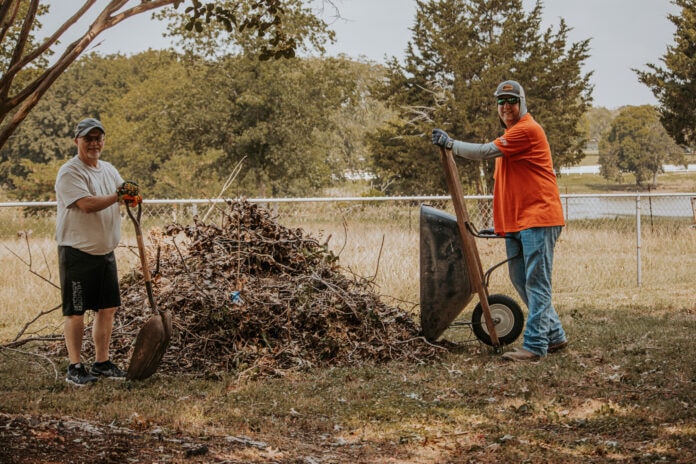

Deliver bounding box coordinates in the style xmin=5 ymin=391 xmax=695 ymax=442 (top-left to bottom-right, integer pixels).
xmin=89 ymin=360 xmax=126 ymax=379
xmin=66 ymin=363 xmax=98 ymax=386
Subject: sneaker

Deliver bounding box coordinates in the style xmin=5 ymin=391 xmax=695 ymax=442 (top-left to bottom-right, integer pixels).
xmin=66 ymin=363 xmax=98 ymax=386
xmin=89 ymin=360 xmax=126 ymax=379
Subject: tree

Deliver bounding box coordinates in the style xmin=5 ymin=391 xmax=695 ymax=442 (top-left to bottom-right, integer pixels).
xmin=577 ymin=106 xmax=617 ymax=152
xmin=598 ymin=105 xmax=684 ymax=188
xmin=368 ymin=0 xmax=592 ymax=195
xmin=0 ymin=50 xmax=182 ymax=190
xmin=636 ymin=0 xmax=696 ymax=147
xmin=0 ymin=0 xmax=319 ymax=150
xmin=156 ymin=0 xmax=335 ymax=59
xmin=3 ymin=45 xmax=390 ymax=200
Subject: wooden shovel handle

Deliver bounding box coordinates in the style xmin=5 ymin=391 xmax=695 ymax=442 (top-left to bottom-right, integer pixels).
xmin=126 ymin=202 xmax=160 ymax=316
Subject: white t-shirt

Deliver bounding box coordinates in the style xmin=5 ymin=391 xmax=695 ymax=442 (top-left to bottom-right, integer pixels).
xmin=55 ymin=156 xmax=124 ymax=255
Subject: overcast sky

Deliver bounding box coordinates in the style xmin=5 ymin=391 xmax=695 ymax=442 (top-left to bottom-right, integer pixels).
xmin=43 ymin=0 xmax=680 ymax=109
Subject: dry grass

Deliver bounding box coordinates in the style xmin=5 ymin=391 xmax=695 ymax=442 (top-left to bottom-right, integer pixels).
xmin=1 ymin=206 xmax=695 ymax=463
xmin=0 ymin=237 xmax=140 ymax=343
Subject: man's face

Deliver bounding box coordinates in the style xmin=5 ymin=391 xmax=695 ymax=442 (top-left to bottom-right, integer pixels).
xmin=75 ymin=128 xmax=105 ymax=165
xmin=497 ymin=95 xmax=521 ymax=128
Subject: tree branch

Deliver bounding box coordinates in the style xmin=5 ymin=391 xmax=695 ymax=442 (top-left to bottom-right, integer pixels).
xmin=0 ymin=1 xmax=94 ymax=95
xmin=0 ymin=0 xmax=176 ymax=147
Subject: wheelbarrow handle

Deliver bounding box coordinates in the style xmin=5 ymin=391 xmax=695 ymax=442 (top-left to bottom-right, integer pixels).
xmin=438 ymin=146 xmax=500 ymax=347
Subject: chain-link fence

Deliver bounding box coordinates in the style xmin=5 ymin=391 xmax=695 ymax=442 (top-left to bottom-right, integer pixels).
xmin=1 ymin=194 xmax=694 ymax=288
xmin=1 ymin=194 xmax=694 ymax=239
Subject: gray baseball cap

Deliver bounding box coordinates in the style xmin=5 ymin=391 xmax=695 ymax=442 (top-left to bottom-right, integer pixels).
xmin=494 ymin=80 xmax=528 ymax=123
xmin=494 ymin=80 xmax=524 ymax=98
xmin=74 ymin=118 xmax=105 ymax=138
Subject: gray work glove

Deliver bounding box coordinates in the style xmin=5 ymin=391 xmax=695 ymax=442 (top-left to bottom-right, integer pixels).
xmin=432 ymin=128 xmax=454 ymax=150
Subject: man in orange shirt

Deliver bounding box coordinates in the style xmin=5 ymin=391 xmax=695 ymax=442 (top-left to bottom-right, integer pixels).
xmin=432 ymin=80 xmax=568 ymax=361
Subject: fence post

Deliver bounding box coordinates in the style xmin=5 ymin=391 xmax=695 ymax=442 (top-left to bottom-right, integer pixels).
xmin=636 ymin=195 xmax=642 ymax=287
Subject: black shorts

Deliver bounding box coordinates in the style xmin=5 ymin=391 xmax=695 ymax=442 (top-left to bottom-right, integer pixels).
xmin=58 ymin=246 xmax=121 ymax=316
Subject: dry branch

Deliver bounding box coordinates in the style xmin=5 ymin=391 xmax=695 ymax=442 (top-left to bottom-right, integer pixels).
xmin=12 ymin=199 xmax=443 ymax=378
xmin=110 ymin=199 xmax=441 ymax=377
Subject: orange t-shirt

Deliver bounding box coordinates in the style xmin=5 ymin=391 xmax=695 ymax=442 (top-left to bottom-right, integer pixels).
xmin=491 ymin=113 xmax=564 ymax=234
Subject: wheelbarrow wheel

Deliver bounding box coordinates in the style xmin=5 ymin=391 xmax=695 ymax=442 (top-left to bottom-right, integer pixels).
xmin=471 ymin=294 xmax=524 ymax=346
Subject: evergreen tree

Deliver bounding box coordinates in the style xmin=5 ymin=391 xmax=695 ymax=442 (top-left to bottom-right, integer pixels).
xmin=636 ymin=0 xmax=696 ymax=147
xmin=369 ymin=0 xmax=592 ymax=195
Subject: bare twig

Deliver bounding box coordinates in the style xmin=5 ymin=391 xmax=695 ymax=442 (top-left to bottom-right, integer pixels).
xmin=367 ymin=234 xmax=385 ymax=283
xmin=2 ymin=335 xmax=63 ymax=350
xmin=3 ymin=231 xmax=59 ymax=289
xmin=11 ymin=304 xmax=62 ymax=342
xmin=202 ymin=156 xmax=246 ymax=222
xmin=0 ymin=346 xmax=60 ymax=380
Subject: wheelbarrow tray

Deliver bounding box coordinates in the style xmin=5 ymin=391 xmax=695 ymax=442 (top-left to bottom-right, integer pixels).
xmin=419 ymin=205 xmax=474 ymax=340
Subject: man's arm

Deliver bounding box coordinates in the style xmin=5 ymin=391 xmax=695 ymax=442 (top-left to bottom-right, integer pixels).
xmin=74 ymin=193 xmax=119 ymax=214
xmin=452 ymin=141 xmax=503 ymax=161
xmin=432 ymin=128 xmax=502 ymax=161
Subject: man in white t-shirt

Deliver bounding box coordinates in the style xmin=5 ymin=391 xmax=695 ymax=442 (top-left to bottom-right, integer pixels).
xmin=55 ymin=118 xmax=141 ymax=386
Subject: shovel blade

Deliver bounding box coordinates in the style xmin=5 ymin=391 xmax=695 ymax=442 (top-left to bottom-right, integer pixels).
xmin=126 ymin=310 xmax=172 ymax=381
xmin=420 ymin=205 xmax=474 ymax=341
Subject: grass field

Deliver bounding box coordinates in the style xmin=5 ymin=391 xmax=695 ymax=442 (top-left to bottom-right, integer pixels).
xmin=1 ymin=197 xmax=695 ymax=462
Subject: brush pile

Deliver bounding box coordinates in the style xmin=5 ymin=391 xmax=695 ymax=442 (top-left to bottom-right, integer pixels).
xmin=113 ymin=200 xmax=441 ymax=377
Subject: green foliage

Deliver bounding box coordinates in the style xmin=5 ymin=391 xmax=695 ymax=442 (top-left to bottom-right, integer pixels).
xmin=154 ymin=149 xmax=230 ymax=198
xmin=636 ymin=0 xmax=696 ymax=147
xmin=1 ymin=48 xmax=390 ymax=200
xmin=0 ymin=1 xmax=327 ymax=150
xmin=157 ymin=0 xmax=333 ymax=60
xmin=6 ymin=158 xmax=61 ymax=202
xmin=0 ymin=51 xmax=176 ymax=190
xmin=598 ymin=105 xmax=684 ymax=187
xmin=578 ymin=107 xmax=617 ymax=150
xmin=180 ymin=0 xmax=303 ymax=60
xmin=217 ymin=56 xmax=368 ymax=197
xmin=0 ymin=2 xmax=51 ymax=72
xmin=368 ymin=0 xmax=592 ymax=194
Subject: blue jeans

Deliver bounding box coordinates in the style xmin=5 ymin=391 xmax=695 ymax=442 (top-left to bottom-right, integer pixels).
xmin=505 ymin=226 xmax=566 ymax=356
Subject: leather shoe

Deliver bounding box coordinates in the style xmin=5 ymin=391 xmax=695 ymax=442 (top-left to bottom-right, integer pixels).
xmin=548 ymin=340 xmax=568 ymax=353
xmin=502 ymin=348 xmax=541 ymax=361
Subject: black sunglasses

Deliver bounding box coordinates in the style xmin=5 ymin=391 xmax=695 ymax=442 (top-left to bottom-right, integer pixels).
xmin=497 ymin=96 xmax=520 ymax=106
xmin=82 ymin=135 xmax=105 ymax=143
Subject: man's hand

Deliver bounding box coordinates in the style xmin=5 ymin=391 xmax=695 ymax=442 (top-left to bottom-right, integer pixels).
xmin=432 ymin=129 xmax=454 ymax=149
xmin=117 ymin=181 xmax=142 ymax=207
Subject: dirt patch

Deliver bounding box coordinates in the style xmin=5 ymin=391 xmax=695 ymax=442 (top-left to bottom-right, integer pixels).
xmin=0 ymin=412 xmax=428 ymax=463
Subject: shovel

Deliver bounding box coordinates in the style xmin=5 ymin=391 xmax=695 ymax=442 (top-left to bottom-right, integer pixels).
xmin=125 ymin=202 xmax=172 ymax=381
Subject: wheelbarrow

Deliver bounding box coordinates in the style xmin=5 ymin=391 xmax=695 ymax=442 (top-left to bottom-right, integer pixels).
xmin=125 ymin=202 xmax=173 ymax=380
xmin=419 ymin=147 xmax=524 ymax=347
